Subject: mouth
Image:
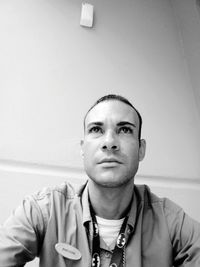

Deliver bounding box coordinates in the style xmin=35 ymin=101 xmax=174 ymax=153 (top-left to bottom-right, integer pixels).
xmin=98 ymin=158 xmax=122 ymax=165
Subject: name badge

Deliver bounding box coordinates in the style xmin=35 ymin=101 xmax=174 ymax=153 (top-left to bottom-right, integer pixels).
xmin=55 ymin=243 xmax=82 ymax=260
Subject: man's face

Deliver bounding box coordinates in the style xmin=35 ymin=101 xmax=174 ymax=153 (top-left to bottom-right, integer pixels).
xmin=81 ymin=100 xmax=146 ymax=188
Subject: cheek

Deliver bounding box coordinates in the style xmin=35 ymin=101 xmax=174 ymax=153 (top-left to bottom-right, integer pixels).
xmin=124 ymin=144 xmax=140 ymax=161
xmin=83 ymin=143 xmax=97 ymax=163
xmin=83 ymin=139 xmax=100 ymax=153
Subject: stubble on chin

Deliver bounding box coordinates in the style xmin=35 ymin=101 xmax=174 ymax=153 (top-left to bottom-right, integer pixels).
xmin=88 ymin=174 xmax=135 ymax=189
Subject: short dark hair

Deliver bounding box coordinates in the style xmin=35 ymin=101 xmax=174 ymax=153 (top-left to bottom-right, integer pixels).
xmin=84 ymin=94 xmax=142 ymax=141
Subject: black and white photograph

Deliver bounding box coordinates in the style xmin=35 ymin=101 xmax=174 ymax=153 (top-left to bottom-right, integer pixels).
xmin=0 ymin=0 xmax=200 ymax=266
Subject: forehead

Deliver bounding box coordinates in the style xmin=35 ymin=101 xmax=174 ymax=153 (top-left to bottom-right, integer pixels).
xmin=85 ymin=100 xmax=139 ymax=126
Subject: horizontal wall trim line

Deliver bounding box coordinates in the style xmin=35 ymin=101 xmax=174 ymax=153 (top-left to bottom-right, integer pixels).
xmin=0 ymin=159 xmax=200 ymax=189
xmin=0 ymin=159 xmax=83 ymax=175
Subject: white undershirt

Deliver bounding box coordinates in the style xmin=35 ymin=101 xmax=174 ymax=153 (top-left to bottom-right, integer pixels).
xmin=95 ymin=215 xmax=125 ymax=248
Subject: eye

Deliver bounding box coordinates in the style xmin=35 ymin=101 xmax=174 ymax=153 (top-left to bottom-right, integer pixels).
xmin=118 ymin=126 xmax=133 ymax=134
xmin=88 ymin=126 xmax=103 ymax=134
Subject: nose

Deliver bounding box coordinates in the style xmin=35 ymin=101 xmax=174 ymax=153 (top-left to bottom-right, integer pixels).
xmin=101 ymin=131 xmax=119 ymax=152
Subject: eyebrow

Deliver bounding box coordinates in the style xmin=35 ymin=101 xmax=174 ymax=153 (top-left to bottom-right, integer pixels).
xmin=86 ymin=122 xmax=103 ymax=129
xmin=86 ymin=121 xmax=136 ymax=128
xmin=117 ymin=121 xmax=136 ymax=127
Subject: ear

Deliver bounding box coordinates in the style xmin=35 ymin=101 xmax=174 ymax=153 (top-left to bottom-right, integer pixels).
xmin=80 ymin=139 xmax=84 ymax=158
xmin=139 ymin=139 xmax=146 ymax=161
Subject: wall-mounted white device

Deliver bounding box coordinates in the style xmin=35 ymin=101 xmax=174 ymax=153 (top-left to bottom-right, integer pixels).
xmin=80 ymin=3 xmax=94 ymax=28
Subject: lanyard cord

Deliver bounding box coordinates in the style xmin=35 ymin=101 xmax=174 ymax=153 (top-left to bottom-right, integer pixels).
xmin=90 ymin=204 xmax=128 ymax=267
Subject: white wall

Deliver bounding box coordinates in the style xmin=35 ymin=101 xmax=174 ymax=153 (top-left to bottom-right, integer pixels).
xmin=0 ymin=0 xmax=200 ymax=265
xmin=0 ymin=0 xmax=200 ymax=177
xmin=172 ymin=0 xmax=200 ymax=116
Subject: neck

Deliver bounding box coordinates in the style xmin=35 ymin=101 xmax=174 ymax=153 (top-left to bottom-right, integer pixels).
xmin=88 ymin=179 xmax=134 ymax=220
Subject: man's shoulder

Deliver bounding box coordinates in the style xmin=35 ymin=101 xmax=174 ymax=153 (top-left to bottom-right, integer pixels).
xmin=21 ymin=181 xmax=87 ymax=228
xmin=134 ymin=184 xmax=182 ymax=213
xmin=29 ymin=182 xmax=73 ymax=201
xmin=30 ymin=181 xmax=87 ymax=202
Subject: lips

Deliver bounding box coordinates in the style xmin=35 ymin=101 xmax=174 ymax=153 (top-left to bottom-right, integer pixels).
xmin=98 ymin=158 xmax=122 ymax=164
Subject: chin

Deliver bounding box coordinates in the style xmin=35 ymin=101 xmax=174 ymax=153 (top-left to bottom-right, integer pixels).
xmin=91 ymin=175 xmax=134 ymax=189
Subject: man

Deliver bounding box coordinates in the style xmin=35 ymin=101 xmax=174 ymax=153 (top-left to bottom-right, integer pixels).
xmin=0 ymin=94 xmax=200 ymax=267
